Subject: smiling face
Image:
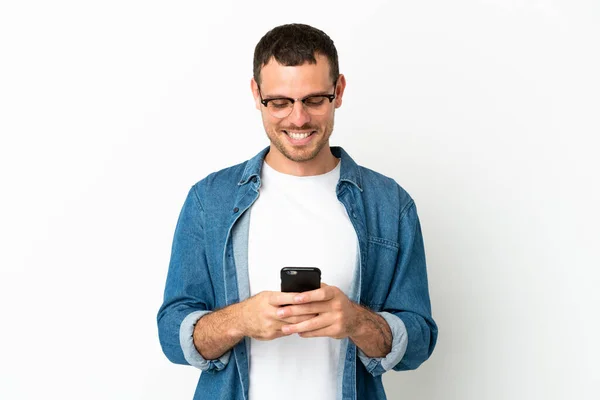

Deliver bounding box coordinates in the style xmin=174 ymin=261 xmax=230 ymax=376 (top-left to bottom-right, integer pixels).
xmin=251 ymin=54 xmax=346 ymax=176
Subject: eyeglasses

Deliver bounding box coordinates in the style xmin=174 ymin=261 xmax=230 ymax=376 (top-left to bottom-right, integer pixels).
xmin=258 ymin=83 xmax=337 ymax=119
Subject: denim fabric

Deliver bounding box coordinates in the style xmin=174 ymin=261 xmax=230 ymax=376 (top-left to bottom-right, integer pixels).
xmin=157 ymin=147 xmax=438 ymax=400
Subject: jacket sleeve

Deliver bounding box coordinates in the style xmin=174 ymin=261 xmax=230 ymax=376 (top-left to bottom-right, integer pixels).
xmin=157 ymin=185 xmax=231 ymax=372
xmin=359 ymin=201 xmax=438 ymax=376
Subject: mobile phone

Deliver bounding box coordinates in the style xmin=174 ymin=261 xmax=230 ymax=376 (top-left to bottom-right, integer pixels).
xmin=280 ymin=267 xmax=321 ymax=293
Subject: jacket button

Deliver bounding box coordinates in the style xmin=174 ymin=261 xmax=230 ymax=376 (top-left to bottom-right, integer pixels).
xmin=233 ymin=207 xmax=239 ymax=213
xmin=251 ymin=176 xmax=257 ymax=183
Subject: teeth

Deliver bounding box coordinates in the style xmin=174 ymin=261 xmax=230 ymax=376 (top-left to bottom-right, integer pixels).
xmin=287 ymin=132 xmax=311 ymax=140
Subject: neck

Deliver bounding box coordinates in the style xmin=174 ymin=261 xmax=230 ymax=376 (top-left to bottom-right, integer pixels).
xmin=265 ymin=146 xmax=338 ymax=177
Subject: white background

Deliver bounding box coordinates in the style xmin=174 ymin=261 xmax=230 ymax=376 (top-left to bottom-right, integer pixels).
xmin=1 ymin=1 xmax=599 ymax=399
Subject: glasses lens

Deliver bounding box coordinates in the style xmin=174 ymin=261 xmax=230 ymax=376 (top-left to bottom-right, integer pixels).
xmin=303 ymin=96 xmax=330 ymax=116
xmin=267 ymin=99 xmax=293 ymax=118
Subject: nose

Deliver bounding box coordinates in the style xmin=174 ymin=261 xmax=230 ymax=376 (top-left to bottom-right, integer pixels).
xmin=286 ymin=100 xmax=311 ymax=127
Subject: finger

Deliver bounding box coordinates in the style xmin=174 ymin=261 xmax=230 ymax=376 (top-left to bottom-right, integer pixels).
xmin=254 ymin=331 xmax=290 ymax=341
xmin=281 ymin=314 xmax=330 ymax=334
xmin=268 ymin=291 xmax=300 ymax=306
xmin=281 ymin=314 xmax=317 ymax=324
xmin=298 ymin=327 xmax=338 ymax=339
xmin=292 ymin=285 xmax=335 ymax=304
xmin=276 ymin=303 xmax=327 ymax=319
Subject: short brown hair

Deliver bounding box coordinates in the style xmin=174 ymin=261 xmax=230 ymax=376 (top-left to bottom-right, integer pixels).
xmin=253 ymin=23 xmax=339 ymax=85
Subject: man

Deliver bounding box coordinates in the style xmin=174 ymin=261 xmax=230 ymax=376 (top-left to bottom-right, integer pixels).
xmin=157 ymin=23 xmax=437 ymax=400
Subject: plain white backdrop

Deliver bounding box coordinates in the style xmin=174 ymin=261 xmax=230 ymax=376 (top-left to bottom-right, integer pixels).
xmin=1 ymin=1 xmax=599 ymax=399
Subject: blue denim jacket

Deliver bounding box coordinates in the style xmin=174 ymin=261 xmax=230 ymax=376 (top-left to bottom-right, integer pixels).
xmin=157 ymin=147 xmax=438 ymax=400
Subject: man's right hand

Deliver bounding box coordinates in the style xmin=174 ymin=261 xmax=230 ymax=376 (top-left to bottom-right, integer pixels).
xmin=240 ymin=291 xmax=318 ymax=341
xmin=193 ymin=291 xmax=318 ymax=360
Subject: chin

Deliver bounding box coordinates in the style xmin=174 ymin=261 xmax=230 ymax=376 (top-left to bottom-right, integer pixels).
xmin=285 ymin=143 xmax=328 ymax=163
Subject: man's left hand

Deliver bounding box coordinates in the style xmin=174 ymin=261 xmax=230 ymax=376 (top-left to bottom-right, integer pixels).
xmin=277 ymin=283 xmax=360 ymax=339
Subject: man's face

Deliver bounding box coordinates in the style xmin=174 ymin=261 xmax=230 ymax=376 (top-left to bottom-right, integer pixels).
xmin=252 ymin=54 xmax=345 ymax=163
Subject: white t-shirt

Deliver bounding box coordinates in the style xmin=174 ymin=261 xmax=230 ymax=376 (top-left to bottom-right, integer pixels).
xmin=247 ymin=160 xmax=358 ymax=400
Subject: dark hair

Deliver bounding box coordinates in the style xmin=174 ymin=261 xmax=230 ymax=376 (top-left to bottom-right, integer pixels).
xmin=253 ymin=23 xmax=339 ymax=86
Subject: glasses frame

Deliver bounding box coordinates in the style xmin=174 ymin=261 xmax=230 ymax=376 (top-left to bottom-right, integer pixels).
xmin=257 ymin=82 xmax=337 ymax=118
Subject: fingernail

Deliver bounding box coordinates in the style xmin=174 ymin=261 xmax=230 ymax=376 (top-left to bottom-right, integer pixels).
xmin=294 ymin=295 xmax=304 ymax=302
xmin=282 ymin=326 xmax=290 ymax=333
xmin=277 ymin=309 xmax=285 ymax=317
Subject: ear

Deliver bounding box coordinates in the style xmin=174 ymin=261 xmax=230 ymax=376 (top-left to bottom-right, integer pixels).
xmin=334 ymin=74 xmax=347 ymax=109
xmin=250 ymin=78 xmax=261 ymax=111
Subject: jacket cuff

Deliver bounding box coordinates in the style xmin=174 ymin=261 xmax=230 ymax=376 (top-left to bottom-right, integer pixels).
xmin=357 ymin=311 xmax=408 ymax=376
xmin=179 ymin=310 xmax=231 ymax=372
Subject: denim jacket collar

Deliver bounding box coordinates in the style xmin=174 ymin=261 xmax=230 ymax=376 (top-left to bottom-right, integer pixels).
xmin=237 ymin=146 xmax=363 ymax=192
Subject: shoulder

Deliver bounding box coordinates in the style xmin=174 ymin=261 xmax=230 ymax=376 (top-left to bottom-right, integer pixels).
xmin=357 ymin=165 xmax=415 ymax=217
xmin=186 ymin=161 xmax=249 ymax=210
xmin=193 ymin=161 xmax=247 ymax=191
xmin=336 ymin=146 xmax=415 ymax=215
xmin=190 ymin=147 xmax=267 ymax=198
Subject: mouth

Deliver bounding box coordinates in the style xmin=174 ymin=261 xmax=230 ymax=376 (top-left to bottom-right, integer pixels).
xmin=282 ymin=130 xmax=317 ymax=145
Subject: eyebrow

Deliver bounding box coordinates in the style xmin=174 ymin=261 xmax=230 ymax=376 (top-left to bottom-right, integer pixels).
xmin=261 ymin=90 xmax=333 ymax=100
